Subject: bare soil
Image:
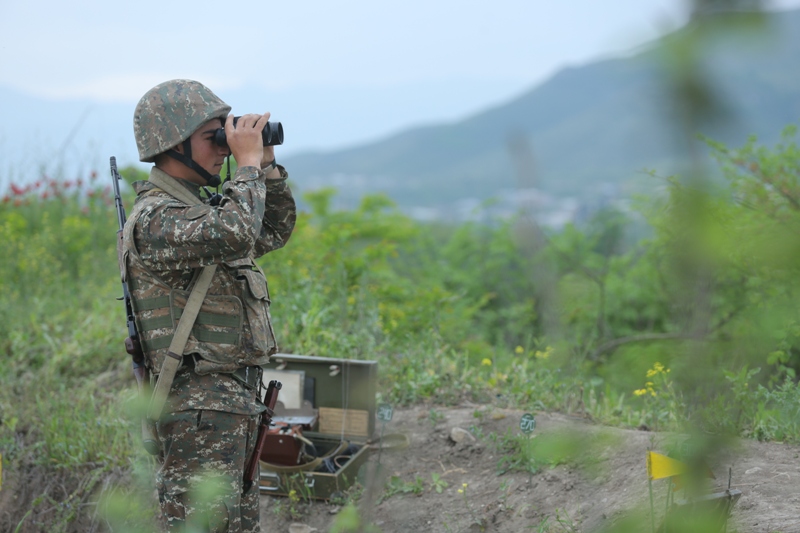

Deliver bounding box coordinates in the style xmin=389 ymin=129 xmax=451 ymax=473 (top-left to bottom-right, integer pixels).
xmin=260 ymin=406 xmax=800 ymax=533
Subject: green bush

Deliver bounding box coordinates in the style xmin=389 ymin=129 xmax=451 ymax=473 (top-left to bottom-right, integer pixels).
xmin=4 ymin=133 xmax=800 ymax=530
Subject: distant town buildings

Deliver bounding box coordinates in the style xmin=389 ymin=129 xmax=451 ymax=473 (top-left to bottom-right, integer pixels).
xmin=299 ymin=172 xmax=628 ymax=228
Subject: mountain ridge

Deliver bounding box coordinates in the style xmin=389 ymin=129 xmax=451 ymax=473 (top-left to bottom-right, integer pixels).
xmin=283 ymin=9 xmax=800 ymax=213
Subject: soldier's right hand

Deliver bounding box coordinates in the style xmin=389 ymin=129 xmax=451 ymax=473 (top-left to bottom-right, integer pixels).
xmin=225 ymin=113 xmax=269 ymax=169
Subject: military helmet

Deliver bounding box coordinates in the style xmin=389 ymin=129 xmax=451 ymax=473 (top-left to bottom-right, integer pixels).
xmin=134 ymin=79 xmax=231 ymax=162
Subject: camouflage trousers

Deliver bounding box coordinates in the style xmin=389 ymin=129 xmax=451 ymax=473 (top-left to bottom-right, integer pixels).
xmin=156 ymin=410 xmax=260 ymax=532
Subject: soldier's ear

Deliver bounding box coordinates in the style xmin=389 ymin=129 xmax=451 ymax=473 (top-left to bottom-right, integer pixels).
xmin=173 ymin=144 xmax=184 ymax=155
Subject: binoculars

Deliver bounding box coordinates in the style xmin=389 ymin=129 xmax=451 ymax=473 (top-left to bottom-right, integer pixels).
xmin=213 ymin=117 xmax=284 ymax=147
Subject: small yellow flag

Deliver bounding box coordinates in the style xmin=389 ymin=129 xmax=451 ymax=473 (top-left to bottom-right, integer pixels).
xmin=647 ymin=451 xmax=688 ymax=480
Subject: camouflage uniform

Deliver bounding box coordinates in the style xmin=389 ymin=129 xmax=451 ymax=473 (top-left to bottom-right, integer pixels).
xmin=124 ymin=80 xmax=296 ymax=532
xmin=126 ymin=166 xmax=295 ymax=532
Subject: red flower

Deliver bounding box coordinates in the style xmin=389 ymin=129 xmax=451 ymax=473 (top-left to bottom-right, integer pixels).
xmin=10 ymin=183 xmax=25 ymax=195
xmin=2 ymin=195 xmax=10 ymax=204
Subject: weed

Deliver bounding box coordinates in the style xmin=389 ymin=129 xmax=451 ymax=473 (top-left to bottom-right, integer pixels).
xmin=497 ymin=479 xmax=514 ymax=509
xmin=380 ymin=475 xmax=425 ymax=502
xmin=530 ymin=516 xmax=550 ymax=532
xmin=428 ymin=408 xmax=446 ymax=426
xmin=429 ymin=472 xmax=449 ymax=494
xmin=457 ymin=482 xmax=485 ymax=531
xmin=329 ymin=482 xmax=364 ymax=508
xmin=633 ymin=362 xmax=684 ymax=431
xmin=490 ymin=429 xmax=540 ymax=475
xmin=527 ymin=509 xmax=580 ymax=533
xmin=553 ymin=508 xmax=580 ymax=532
xmin=469 ymin=424 xmax=486 ymax=440
xmin=287 ymin=489 xmax=304 ymax=520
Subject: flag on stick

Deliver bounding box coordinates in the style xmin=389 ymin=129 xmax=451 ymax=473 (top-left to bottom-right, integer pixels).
xmin=647 ymin=451 xmax=689 ymax=480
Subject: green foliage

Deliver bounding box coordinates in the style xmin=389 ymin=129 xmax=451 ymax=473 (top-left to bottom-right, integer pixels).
xmin=693 ymin=366 xmax=800 ymax=442
xmin=118 ymin=164 xmax=149 ymax=186
xmin=4 ymin=128 xmax=800 ymax=529
xmin=429 ymin=472 xmax=448 ymax=494
xmin=381 ymin=475 xmax=425 ymax=501
xmin=329 ymin=503 xmax=382 ymax=533
xmin=491 ymin=429 xmax=541 ymax=475
xmin=487 ymin=425 xmax=619 ymax=479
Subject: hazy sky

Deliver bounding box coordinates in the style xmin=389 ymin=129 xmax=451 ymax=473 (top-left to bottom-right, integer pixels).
xmin=2 ymin=0 xmax=800 ymax=175
xmin=6 ymin=0 xmax=694 ymax=102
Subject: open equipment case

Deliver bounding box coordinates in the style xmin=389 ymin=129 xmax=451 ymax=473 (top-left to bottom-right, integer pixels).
xmin=258 ymin=353 xmax=378 ymax=499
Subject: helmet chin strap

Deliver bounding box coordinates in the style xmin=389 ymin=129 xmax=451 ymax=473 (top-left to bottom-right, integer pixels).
xmin=166 ymin=139 xmax=222 ymax=187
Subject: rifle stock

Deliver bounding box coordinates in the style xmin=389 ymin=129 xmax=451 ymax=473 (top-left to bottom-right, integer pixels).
xmin=244 ymin=380 xmax=282 ymax=492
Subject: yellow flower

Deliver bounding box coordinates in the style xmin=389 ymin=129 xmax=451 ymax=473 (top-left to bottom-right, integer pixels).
xmin=458 ymin=489 xmax=464 ymax=494
xmin=515 ymin=346 xmax=524 ymax=354
xmin=462 ymin=483 xmax=468 ymax=488
xmin=646 ymin=362 xmax=668 ymax=378
xmin=634 ymin=389 xmax=647 ymax=397
xmin=481 ymin=358 xmax=492 ymax=366
xmin=347 ymin=296 xmax=356 ymax=305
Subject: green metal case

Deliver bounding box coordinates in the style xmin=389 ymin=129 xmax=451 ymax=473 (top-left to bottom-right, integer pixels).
xmin=258 ymin=353 xmax=377 ymax=499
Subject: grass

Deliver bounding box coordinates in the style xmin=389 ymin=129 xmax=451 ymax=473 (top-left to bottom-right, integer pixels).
xmin=2 ymin=167 xmax=800 ymax=531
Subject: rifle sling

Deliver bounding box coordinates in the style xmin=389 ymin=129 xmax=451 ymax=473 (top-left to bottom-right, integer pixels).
xmin=146 ymin=172 xmax=216 ymax=422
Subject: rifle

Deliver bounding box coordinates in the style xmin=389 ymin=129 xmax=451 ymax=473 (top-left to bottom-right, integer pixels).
xmin=244 ymin=379 xmax=282 ymax=493
xmin=110 ymin=156 xmax=160 ymax=455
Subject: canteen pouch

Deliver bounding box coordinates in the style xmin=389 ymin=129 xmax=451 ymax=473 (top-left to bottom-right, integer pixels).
xmin=235 ymin=267 xmax=277 ymax=361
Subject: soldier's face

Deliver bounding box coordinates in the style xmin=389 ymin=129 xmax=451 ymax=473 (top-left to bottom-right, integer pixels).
xmin=185 ymin=118 xmax=230 ymax=183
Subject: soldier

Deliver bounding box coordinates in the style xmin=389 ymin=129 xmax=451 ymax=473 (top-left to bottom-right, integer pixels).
xmin=123 ymin=79 xmax=296 ymax=532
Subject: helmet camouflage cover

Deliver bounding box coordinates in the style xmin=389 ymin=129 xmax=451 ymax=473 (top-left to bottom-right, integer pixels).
xmin=134 ymin=79 xmax=231 ymax=162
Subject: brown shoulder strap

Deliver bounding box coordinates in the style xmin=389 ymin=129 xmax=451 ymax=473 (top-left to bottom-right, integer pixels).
xmin=147 ymin=264 xmax=217 ymax=421
xmin=144 ymin=171 xmax=217 ymax=421
xmin=147 ymin=172 xmax=203 ymax=207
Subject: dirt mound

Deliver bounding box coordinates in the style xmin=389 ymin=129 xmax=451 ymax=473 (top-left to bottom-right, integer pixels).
xmin=260 ymin=406 xmax=800 ymax=532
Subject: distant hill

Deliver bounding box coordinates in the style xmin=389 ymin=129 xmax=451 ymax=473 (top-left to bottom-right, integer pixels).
xmin=283 ymin=10 xmax=800 ymax=216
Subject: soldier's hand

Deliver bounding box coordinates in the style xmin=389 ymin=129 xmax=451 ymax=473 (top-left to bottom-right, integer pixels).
xmin=225 ymin=113 xmax=268 ymax=169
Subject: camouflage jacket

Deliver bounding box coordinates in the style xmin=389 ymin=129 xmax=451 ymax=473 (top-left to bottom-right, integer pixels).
xmin=122 ymin=165 xmax=296 ymax=414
